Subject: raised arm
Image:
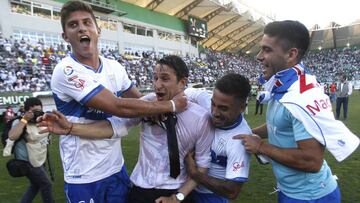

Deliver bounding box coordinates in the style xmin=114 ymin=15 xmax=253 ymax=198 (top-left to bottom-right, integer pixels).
xmin=9 ymin=111 xmax=33 ymax=141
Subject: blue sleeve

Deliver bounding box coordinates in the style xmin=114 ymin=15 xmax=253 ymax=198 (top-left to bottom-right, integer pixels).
xmin=291 ymin=114 xmax=313 ymax=141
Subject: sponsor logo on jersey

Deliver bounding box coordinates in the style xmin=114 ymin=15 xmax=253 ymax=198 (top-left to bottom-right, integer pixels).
xmin=64 ymin=66 xmax=74 ymax=76
xmin=68 ymin=75 xmax=78 ymax=82
xmin=67 ymin=75 xmax=85 ymax=90
xmin=74 ymin=79 xmax=85 ymax=90
xmin=233 ymin=161 xmax=244 ymax=172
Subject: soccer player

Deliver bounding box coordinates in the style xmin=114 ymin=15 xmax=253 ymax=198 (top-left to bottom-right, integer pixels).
xmin=42 ymin=55 xmax=213 ymax=203
xmin=236 ymin=20 xmax=358 ymax=202
xmin=184 ymin=73 xmax=251 ymax=203
xmin=53 ymin=1 xmax=186 ymax=202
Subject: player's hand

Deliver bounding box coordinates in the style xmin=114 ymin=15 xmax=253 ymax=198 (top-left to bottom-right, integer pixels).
xmin=155 ymin=195 xmax=179 ymax=203
xmin=172 ymin=92 xmax=187 ymax=113
xmin=184 ymin=151 xmax=197 ymax=178
xmin=233 ymin=134 xmax=263 ymax=154
xmin=22 ymin=110 xmax=34 ymax=122
xmin=37 ymin=110 xmax=73 ymax=135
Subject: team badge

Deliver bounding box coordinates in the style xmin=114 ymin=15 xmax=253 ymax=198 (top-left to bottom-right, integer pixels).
xmin=64 ymin=66 xmax=74 ymax=76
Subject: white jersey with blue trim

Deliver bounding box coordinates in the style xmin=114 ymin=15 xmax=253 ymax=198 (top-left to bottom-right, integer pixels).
xmin=185 ymin=88 xmax=251 ymax=194
xmin=51 ymin=55 xmax=132 ymax=184
xmin=196 ymin=118 xmax=252 ymax=194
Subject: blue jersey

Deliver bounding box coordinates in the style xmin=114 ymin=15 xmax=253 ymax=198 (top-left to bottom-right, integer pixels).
xmin=267 ymin=99 xmax=337 ymax=200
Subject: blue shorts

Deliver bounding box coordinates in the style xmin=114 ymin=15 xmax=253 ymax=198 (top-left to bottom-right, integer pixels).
xmin=278 ymin=186 xmax=340 ymax=203
xmin=64 ymin=165 xmax=131 ymax=203
xmin=192 ymin=191 xmax=228 ymax=203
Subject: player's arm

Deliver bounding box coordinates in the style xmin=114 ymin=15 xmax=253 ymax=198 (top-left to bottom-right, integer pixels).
xmin=38 ymin=110 xmax=114 ymax=139
xmin=178 ymin=166 xmax=208 ymax=195
xmin=185 ymin=134 xmax=249 ymax=200
xmin=86 ymin=88 xmax=185 ymax=118
xmin=239 ymin=120 xmax=324 ymax=172
xmin=184 ymin=88 xmax=211 ymax=109
xmin=258 ymin=138 xmax=324 ymax=172
xmin=155 ymin=167 xmax=208 ymax=203
xmin=69 ymin=120 xmax=114 ymax=139
xmin=185 ymin=155 xmax=243 ymax=199
xmin=38 ymin=110 xmax=138 ymax=139
xmin=52 ymin=66 xmax=186 ymax=118
xmin=121 ymin=85 xmax=142 ymax=98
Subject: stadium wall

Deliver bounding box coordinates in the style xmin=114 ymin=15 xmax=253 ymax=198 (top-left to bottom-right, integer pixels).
xmin=54 ymin=0 xmax=186 ymax=32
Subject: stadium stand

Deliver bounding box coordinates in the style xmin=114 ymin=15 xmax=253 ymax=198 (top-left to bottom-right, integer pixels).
xmin=1 ymin=31 xmax=359 ymax=93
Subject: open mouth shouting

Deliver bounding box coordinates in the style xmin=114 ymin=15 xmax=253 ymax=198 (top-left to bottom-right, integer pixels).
xmin=155 ymin=92 xmax=166 ymax=100
xmin=79 ymin=35 xmax=91 ymax=46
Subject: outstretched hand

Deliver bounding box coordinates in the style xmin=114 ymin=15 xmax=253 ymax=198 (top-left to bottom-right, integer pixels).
xmin=37 ymin=110 xmax=73 ymax=135
xmin=233 ymin=134 xmax=263 ymax=154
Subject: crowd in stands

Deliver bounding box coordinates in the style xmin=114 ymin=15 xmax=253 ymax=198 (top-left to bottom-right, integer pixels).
xmin=1 ymin=33 xmax=359 ymax=93
xmin=304 ymin=47 xmax=360 ymax=83
xmin=0 ymin=33 xmax=68 ymax=92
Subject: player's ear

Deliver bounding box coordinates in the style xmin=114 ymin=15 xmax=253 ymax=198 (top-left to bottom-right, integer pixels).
xmin=62 ymin=33 xmax=69 ymax=43
xmin=178 ymin=77 xmax=187 ymax=89
xmin=286 ymin=48 xmax=298 ymax=64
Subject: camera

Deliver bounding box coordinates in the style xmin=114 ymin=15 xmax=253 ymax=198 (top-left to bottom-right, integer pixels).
xmin=28 ymin=109 xmax=44 ymax=123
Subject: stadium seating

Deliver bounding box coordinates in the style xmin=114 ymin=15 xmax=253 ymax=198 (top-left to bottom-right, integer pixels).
xmin=0 ymin=33 xmax=359 ymax=93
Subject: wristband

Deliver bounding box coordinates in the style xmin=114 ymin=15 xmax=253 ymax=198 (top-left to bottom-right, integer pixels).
xmin=170 ymin=100 xmax=176 ymax=112
xmin=20 ymin=118 xmax=28 ymax=124
xmin=66 ymin=123 xmax=74 ymax=135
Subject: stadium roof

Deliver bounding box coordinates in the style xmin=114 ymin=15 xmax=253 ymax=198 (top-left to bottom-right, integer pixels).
xmin=309 ymin=22 xmax=360 ymax=50
xmin=120 ymin=0 xmax=270 ymax=54
xmin=120 ymin=0 xmax=360 ymax=53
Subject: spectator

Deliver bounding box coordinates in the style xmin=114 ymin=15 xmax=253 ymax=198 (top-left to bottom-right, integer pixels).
xmin=7 ymin=97 xmax=54 ymax=203
xmin=4 ymin=105 xmax=15 ymax=123
xmin=336 ymin=74 xmax=353 ymax=120
xmin=329 ymin=82 xmax=337 ymax=103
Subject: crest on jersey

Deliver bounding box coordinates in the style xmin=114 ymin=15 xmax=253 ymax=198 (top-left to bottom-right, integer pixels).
xmin=64 ymin=66 xmax=74 ymax=76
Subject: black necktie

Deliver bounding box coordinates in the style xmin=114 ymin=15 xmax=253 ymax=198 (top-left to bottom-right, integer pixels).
xmin=163 ymin=113 xmax=180 ymax=179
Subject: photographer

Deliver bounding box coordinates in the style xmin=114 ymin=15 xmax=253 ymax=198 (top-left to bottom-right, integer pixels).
xmin=8 ymin=97 xmax=54 ymax=203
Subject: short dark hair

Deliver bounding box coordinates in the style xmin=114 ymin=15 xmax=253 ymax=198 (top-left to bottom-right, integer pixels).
xmin=158 ymin=55 xmax=189 ymax=81
xmin=215 ymin=74 xmax=250 ymax=104
xmin=24 ymin=97 xmax=42 ymax=111
xmin=60 ymin=0 xmax=98 ymax=32
xmin=264 ymin=20 xmax=310 ymax=61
